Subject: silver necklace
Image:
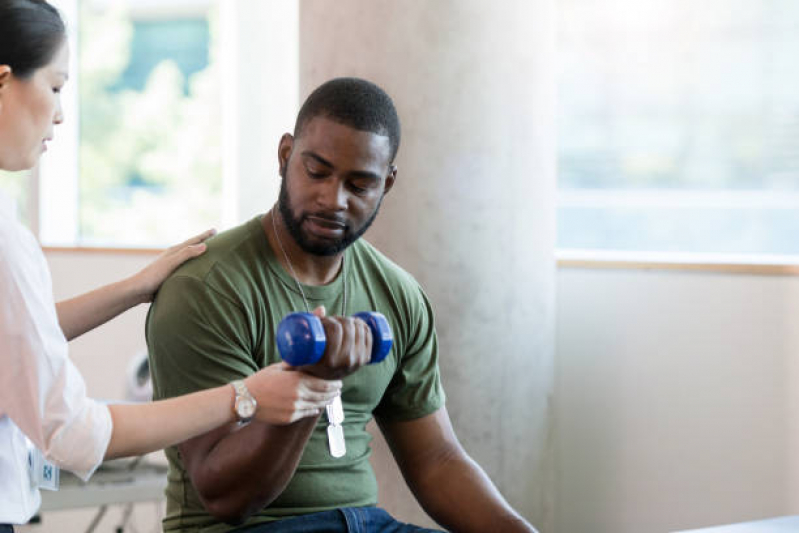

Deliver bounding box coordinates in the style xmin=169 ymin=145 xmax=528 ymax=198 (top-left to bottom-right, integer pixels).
xmin=271 ymin=211 xmax=347 ymax=315
xmin=271 ymin=211 xmax=349 ymax=458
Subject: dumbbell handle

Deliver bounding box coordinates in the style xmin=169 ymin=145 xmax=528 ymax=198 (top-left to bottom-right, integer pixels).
xmin=276 ymin=311 xmax=393 ymax=367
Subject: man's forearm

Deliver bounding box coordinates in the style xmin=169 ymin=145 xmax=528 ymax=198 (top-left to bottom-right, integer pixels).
xmin=182 ymin=415 xmax=320 ymax=523
xmin=411 ymin=451 xmax=538 ymax=533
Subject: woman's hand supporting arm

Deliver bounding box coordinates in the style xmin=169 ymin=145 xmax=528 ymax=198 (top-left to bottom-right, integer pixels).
xmin=105 ymin=363 xmax=341 ymax=460
xmin=105 ymin=382 xmax=236 ymax=459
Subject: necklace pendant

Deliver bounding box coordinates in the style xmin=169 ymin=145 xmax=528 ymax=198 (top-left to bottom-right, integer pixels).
xmin=326 ymin=395 xmax=346 ymax=458
xmin=327 ymin=424 xmax=346 ymax=458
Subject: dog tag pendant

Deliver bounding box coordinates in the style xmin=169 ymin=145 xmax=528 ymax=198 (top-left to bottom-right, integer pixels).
xmin=326 ymin=395 xmax=346 ymax=458
xmin=327 ymin=424 xmax=346 ymax=458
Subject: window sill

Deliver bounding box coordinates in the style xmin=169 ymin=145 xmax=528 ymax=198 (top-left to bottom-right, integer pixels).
xmin=43 ymin=246 xmax=799 ymax=276
xmin=42 ymin=246 xmax=163 ymax=256
xmin=556 ymin=249 xmax=799 ymax=276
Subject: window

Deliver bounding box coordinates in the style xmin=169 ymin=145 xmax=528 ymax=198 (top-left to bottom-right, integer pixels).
xmin=74 ymin=0 xmax=222 ymax=247
xmin=558 ymin=0 xmax=799 ymax=255
xmin=6 ymin=1 xmax=296 ymax=248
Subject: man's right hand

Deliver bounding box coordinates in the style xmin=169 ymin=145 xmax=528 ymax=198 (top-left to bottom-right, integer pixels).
xmin=299 ymin=306 xmax=374 ymax=380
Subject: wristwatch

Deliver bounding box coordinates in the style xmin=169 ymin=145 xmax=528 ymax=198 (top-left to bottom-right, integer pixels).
xmin=231 ymin=379 xmax=257 ymax=423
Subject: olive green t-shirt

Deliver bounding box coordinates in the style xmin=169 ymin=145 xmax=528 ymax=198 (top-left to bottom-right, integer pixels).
xmin=146 ymin=216 xmax=445 ymax=533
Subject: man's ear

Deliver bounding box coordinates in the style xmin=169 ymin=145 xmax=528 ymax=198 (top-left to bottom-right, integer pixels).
xmin=383 ymin=165 xmax=398 ymax=195
xmin=277 ymin=133 xmax=294 ymax=177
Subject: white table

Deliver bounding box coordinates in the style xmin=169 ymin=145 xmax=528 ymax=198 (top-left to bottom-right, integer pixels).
xmin=675 ymin=516 xmax=799 ymax=532
xmin=37 ymin=460 xmax=167 ymax=533
xmin=40 ymin=461 xmax=167 ymax=511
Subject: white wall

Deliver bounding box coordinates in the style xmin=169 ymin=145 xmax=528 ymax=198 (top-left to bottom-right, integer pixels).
xmin=25 ymin=252 xmax=799 ymax=532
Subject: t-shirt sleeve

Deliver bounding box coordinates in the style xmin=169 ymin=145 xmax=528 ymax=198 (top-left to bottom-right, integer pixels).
xmin=374 ymin=282 xmax=446 ymax=422
xmin=0 ymin=229 xmax=111 ymax=481
xmin=146 ymin=275 xmax=258 ymax=400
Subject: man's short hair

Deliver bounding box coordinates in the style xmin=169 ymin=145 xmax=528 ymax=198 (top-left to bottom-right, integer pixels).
xmin=294 ymin=77 xmax=401 ymax=163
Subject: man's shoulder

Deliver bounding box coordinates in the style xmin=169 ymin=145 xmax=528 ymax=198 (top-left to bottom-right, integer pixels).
xmin=351 ymin=238 xmax=417 ymax=287
xmin=168 ymin=216 xmax=265 ymax=285
xmin=350 ymin=239 xmax=431 ymax=318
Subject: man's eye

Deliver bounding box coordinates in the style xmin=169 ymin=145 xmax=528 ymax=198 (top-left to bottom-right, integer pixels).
xmin=53 ymin=87 xmax=62 ymax=94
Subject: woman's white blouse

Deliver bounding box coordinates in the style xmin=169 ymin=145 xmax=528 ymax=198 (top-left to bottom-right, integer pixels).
xmin=0 ymin=194 xmax=112 ymax=524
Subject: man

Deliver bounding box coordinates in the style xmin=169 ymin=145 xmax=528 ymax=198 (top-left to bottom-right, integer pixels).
xmin=147 ymin=77 xmax=537 ymax=533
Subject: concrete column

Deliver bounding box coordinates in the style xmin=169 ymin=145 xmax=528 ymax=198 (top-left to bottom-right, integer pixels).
xmin=300 ymin=2 xmax=556 ymax=531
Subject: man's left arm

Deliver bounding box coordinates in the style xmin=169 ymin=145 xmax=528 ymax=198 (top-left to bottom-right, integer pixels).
xmin=377 ymin=407 xmax=538 ymax=533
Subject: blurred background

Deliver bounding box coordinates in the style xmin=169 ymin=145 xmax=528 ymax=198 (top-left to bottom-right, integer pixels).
xmin=4 ymin=1 xmax=799 ymax=532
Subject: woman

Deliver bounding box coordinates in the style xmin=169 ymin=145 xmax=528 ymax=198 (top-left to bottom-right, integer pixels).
xmin=0 ymin=1 xmax=341 ymax=529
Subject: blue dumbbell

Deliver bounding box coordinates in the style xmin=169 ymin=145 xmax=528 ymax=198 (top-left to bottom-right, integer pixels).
xmin=276 ymin=311 xmax=393 ymax=367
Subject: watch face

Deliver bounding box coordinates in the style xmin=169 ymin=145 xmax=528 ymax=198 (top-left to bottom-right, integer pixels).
xmin=236 ymin=398 xmax=256 ymax=420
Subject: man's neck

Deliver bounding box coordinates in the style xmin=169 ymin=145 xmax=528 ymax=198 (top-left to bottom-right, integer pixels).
xmin=263 ymin=209 xmax=344 ymax=286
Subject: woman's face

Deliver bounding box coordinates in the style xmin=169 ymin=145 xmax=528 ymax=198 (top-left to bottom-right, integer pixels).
xmin=0 ymin=39 xmax=68 ymax=172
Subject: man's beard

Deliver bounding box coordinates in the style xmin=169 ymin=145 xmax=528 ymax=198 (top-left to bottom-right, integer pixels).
xmin=277 ymin=171 xmax=383 ymax=256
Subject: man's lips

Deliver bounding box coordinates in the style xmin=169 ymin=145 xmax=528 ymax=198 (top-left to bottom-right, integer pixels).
xmin=305 ymin=215 xmax=346 ymax=237
xmin=308 ymin=215 xmax=345 ymax=228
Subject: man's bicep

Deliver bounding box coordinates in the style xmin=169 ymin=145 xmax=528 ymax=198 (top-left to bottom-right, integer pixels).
xmin=377 ymin=407 xmax=462 ymax=475
xmin=146 ymin=276 xmax=257 ymax=399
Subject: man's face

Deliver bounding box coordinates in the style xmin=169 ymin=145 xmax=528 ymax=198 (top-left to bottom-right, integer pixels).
xmin=277 ymin=116 xmax=396 ymax=256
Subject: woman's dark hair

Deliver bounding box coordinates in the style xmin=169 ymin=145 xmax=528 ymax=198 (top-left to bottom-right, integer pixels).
xmin=0 ymin=0 xmax=66 ymax=79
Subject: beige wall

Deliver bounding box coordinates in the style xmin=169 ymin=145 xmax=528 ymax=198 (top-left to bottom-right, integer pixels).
xmin=556 ymin=267 xmax=799 ymax=533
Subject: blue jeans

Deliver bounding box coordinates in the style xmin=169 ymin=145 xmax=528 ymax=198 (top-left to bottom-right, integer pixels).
xmin=0 ymin=525 xmax=13 ymax=533
xmin=239 ymin=507 xmax=445 ymax=532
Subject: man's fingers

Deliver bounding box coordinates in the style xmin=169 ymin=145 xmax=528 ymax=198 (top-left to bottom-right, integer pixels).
xmin=322 ymin=318 xmax=343 ymax=364
xmin=307 ymin=315 xmax=374 ymax=379
xmin=339 ymin=317 xmax=357 ymax=368
xmin=356 ymin=319 xmax=371 ymax=365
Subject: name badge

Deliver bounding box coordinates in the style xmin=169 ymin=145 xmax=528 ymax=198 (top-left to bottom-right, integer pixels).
xmin=28 ymin=447 xmax=60 ymax=491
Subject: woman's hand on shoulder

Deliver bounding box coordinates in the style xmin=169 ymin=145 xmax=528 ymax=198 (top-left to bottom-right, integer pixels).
xmin=130 ymin=228 xmax=216 ymax=303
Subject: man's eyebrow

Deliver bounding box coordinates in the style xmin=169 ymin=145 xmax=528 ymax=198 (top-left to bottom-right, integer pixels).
xmin=301 ymin=151 xmax=333 ymax=168
xmin=301 ymin=151 xmax=382 ymax=181
xmin=348 ymin=170 xmax=382 ymax=181
xmin=57 ymin=71 xmax=69 ymax=81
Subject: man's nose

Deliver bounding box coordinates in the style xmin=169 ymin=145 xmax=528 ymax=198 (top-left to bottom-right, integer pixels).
xmin=317 ymin=179 xmax=347 ymax=211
